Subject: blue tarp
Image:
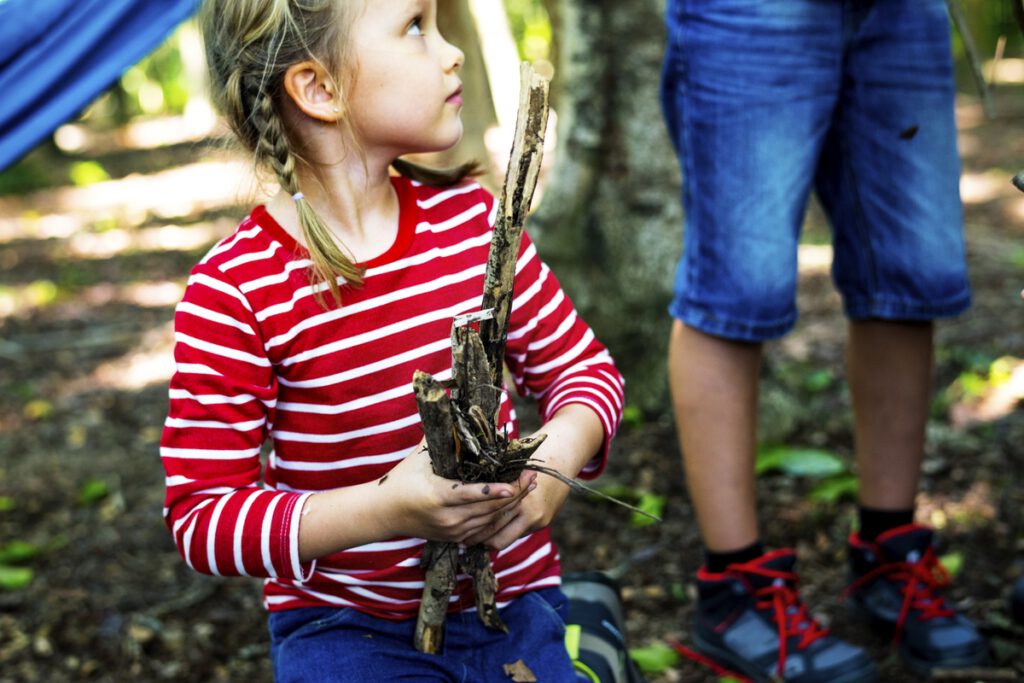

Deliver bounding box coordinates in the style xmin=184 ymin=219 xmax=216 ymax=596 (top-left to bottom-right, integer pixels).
xmin=0 ymin=0 xmax=200 ymax=171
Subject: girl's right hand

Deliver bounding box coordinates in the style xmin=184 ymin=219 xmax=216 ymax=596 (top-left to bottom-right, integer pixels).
xmin=379 ymin=443 xmax=537 ymax=545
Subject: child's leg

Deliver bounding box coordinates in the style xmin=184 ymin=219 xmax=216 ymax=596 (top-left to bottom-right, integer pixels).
xmin=268 ymin=606 xmax=458 ymax=682
xmin=450 ymin=587 xmax=584 ymax=682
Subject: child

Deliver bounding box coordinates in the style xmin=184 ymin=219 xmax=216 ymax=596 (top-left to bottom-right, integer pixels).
xmin=160 ymin=1 xmax=625 ymax=681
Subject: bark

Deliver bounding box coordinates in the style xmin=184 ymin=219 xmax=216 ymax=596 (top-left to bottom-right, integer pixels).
xmin=412 ymin=64 xmax=551 ymax=653
xmin=534 ymin=0 xmax=682 ymax=415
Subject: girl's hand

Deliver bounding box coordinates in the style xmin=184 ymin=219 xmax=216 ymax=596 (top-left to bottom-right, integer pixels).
xmin=380 ymin=444 xmax=538 ymax=545
xmin=462 ymin=468 xmax=569 ymax=551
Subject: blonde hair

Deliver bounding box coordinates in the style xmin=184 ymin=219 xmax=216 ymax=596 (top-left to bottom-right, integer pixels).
xmin=200 ymin=0 xmax=476 ymax=304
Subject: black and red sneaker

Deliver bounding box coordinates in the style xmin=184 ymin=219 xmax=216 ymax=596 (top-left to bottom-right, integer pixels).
xmin=691 ymin=549 xmax=878 ymax=683
xmin=846 ymin=524 xmax=988 ymax=674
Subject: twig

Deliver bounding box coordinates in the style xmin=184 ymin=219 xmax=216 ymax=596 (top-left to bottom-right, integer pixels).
xmin=478 ymin=62 xmax=551 ymax=388
xmin=521 ymin=462 xmax=663 ymax=523
xmin=947 ymin=0 xmax=994 ymax=119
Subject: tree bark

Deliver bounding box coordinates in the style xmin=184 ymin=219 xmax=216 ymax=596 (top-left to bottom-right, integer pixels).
xmin=534 ymin=0 xmax=682 ymax=415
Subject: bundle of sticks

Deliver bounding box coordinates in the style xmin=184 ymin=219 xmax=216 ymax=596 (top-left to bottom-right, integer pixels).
xmin=411 ymin=62 xmax=551 ymax=653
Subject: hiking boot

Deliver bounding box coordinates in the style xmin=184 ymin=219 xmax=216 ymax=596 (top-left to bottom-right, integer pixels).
xmin=846 ymin=524 xmax=988 ymax=674
xmin=692 ymin=549 xmax=878 ymax=683
xmin=562 ymin=571 xmax=646 ymax=683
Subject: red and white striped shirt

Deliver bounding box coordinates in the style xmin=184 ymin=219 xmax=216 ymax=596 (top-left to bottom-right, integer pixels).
xmin=161 ymin=176 xmax=624 ymax=619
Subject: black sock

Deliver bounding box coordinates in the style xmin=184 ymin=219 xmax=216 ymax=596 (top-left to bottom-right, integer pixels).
xmin=857 ymin=505 xmax=914 ymax=542
xmin=704 ymin=540 xmax=764 ymax=574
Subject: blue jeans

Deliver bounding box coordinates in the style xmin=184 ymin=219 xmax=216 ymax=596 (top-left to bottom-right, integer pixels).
xmin=661 ymin=0 xmax=971 ymax=341
xmin=268 ymin=588 xmax=584 ymax=682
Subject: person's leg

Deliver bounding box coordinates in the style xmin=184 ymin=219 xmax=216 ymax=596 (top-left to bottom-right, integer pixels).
xmin=816 ymin=0 xmax=984 ymax=671
xmin=668 ymin=321 xmax=761 ymax=553
xmin=660 ymin=0 xmax=878 ymax=679
xmin=847 ymin=319 xmax=932 ymax=512
xmin=269 ymin=606 xmax=457 ymax=682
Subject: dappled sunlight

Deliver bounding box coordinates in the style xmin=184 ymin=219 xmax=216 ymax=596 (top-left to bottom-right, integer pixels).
xmin=0 ymin=279 xmax=184 ymax=320
xmin=62 ymin=321 xmax=176 ymax=394
xmin=65 ymin=221 xmax=228 ymax=259
xmin=917 ymin=481 xmax=997 ymax=532
xmin=797 ymin=244 xmax=832 ymax=275
xmin=54 ymin=106 xmax=221 ymax=155
xmin=961 ymin=168 xmax=1015 ymax=205
xmin=986 ymin=57 xmax=1024 ymax=86
xmin=0 ymin=158 xmax=257 ymax=243
xmin=947 ymin=356 xmax=1024 ymax=430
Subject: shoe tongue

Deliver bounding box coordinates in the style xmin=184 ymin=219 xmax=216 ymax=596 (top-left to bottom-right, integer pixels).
xmin=738 ymin=550 xmax=797 ymax=589
xmin=876 ymin=525 xmax=933 ymax=563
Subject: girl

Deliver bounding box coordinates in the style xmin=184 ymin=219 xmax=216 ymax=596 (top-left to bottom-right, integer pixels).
xmin=161 ymin=1 xmax=625 ymax=681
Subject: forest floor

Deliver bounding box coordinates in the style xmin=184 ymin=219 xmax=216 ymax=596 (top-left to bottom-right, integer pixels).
xmin=0 ymin=89 xmax=1023 ymax=683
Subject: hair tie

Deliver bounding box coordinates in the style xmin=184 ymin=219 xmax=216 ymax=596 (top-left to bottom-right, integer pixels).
xmin=292 ymin=192 xmax=305 ymax=202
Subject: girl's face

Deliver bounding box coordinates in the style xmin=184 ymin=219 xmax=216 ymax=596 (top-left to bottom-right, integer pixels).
xmin=345 ymin=0 xmax=465 ymax=158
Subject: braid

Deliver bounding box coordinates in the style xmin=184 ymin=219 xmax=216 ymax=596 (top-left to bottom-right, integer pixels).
xmin=251 ymin=89 xmax=364 ymax=303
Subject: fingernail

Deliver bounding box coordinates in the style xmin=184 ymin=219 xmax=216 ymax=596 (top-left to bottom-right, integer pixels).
xmin=527 ymin=482 xmax=538 ymax=492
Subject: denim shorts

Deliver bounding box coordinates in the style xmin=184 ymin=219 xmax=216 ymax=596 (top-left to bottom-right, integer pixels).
xmin=660 ymin=0 xmax=971 ymax=341
xmin=268 ymin=588 xmax=583 ymax=682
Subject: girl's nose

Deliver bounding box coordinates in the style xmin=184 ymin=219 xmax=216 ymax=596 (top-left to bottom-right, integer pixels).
xmin=444 ymin=38 xmax=464 ymax=72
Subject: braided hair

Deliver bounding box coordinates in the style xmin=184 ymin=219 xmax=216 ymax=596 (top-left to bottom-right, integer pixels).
xmin=199 ymin=0 xmax=475 ymax=304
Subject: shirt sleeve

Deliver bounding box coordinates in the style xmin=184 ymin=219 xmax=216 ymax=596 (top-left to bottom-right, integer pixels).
xmin=501 ymin=224 xmax=626 ymax=479
xmin=160 ymin=262 xmax=314 ymax=581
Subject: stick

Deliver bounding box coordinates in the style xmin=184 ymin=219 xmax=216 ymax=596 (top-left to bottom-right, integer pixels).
xmin=411 ymin=372 xmax=459 ymax=652
xmin=947 ymin=0 xmax=994 ymax=119
xmin=478 ymin=62 xmax=551 ymax=389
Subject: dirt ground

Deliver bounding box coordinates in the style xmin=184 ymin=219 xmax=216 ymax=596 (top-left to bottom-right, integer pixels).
xmin=1 ymin=88 xmax=1023 ymax=682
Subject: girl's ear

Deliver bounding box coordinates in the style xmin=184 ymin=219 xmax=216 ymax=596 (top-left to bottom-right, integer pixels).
xmin=283 ymin=61 xmax=343 ymax=122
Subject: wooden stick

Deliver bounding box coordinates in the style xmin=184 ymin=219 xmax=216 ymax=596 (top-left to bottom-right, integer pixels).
xmin=478 ymin=62 xmax=551 ymax=390
xmin=412 ymin=371 xmax=459 ymax=652
xmin=411 ymin=63 xmax=552 ymax=653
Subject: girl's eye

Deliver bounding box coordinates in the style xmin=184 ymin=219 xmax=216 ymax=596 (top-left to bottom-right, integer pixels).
xmin=407 ymin=17 xmax=424 ymax=36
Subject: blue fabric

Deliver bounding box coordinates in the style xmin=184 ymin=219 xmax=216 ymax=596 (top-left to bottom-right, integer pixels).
xmin=269 ymin=588 xmax=587 ymax=682
xmin=660 ymin=0 xmax=971 ymax=342
xmin=0 ymin=0 xmax=200 ymax=171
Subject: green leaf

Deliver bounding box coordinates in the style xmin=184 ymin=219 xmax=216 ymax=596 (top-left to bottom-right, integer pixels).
xmin=0 ymin=541 xmax=40 ymax=564
xmin=621 ymin=405 xmax=645 ymax=430
xmin=940 ymin=552 xmax=963 ymax=578
xmin=628 ymin=643 xmax=680 ymax=674
xmin=808 ymin=474 xmax=860 ymax=503
xmin=0 ymin=496 xmax=14 ymax=512
xmin=630 ymin=493 xmax=665 ymax=527
xmin=69 ymin=160 xmax=110 ymax=187
xmin=802 ymin=369 xmax=835 ymax=393
xmin=0 ymin=565 xmax=34 ymax=590
xmin=591 ymin=484 xmax=641 ymax=503
xmin=756 ymin=446 xmax=846 ymax=478
xmin=77 ymin=478 xmax=110 ymax=506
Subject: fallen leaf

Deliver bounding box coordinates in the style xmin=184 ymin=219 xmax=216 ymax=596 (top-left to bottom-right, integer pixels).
xmin=503 ymin=659 xmax=537 ymax=682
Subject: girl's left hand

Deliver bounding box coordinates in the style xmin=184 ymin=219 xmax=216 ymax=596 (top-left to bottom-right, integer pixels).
xmin=461 ymin=469 xmax=570 ymax=551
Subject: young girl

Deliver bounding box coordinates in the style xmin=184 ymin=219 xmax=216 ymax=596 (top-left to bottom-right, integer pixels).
xmin=161 ymin=1 xmax=625 ymax=680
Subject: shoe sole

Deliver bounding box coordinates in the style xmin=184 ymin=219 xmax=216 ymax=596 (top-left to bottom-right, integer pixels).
xmin=691 ymin=631 xmax=879 ymax=683
xmin=846 ymin=600 xmax=990 ymax=676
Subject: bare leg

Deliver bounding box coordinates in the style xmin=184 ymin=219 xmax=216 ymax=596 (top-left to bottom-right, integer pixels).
xmin=847 ymin=319 xmax=933 ymax=510
xmin=668 ymin=320 xmax=762 ymax=551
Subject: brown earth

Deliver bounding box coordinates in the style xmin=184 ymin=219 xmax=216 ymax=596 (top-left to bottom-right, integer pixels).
xmin=0 ymin=90 xmax=1022 ymax=682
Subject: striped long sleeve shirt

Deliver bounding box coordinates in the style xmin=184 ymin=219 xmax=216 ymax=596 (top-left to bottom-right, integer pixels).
xmin=161 ymin=176 xmax=625 ymax=619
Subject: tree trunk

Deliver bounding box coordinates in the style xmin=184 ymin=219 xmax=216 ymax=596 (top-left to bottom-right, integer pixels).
xmin=533 ymin=0 xmax=681 ymax=416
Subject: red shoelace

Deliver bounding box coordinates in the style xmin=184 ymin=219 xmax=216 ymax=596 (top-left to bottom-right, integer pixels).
xmin=843 ymin=544 xmax=954 ymax=643
xmin=682 ymin=559 xmax=831 ymax=679
xmin=738 ymin=561 xmax=831 ymax=676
